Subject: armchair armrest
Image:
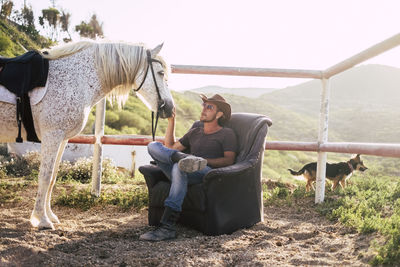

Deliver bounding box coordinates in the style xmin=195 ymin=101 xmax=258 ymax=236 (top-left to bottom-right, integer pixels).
xmin=138 ymin=165 xmax=169 ymax=189
xmin=203 ymin=159 xmax=256 ymax=183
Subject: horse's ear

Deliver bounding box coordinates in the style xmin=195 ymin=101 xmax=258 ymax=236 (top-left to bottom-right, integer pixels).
xmin=151 ymin=43 xmax=164 ymax=57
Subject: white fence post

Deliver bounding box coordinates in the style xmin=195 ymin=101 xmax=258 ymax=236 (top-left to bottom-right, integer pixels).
xmin=91 ymin=98 xmax=106 ymax=197
xmin=315 ymin=78 xmax=331 ymax=203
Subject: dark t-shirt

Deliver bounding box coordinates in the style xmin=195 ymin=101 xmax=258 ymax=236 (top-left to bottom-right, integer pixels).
xmin=179 ymin=127 xmax=237 ymax=159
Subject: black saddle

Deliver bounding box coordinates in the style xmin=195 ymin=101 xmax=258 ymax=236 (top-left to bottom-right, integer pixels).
xmin=0 ymin=50 xmax=49 ymax=143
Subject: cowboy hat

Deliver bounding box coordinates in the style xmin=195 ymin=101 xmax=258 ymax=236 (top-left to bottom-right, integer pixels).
xmin=200 ymin=94 xmax=231 ymax=123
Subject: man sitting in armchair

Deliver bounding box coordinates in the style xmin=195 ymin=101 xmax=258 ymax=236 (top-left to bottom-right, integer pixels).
xmin=140 ymin=94 xmax=237 ymax=241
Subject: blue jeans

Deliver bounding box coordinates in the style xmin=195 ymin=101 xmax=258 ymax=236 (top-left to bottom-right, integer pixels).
xmin=147 ymin=141 xmax=211 ymax=212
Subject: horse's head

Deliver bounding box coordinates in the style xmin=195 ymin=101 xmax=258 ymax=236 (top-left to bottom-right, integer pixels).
xmin=135 ymin=43 xmax=174 ymax=119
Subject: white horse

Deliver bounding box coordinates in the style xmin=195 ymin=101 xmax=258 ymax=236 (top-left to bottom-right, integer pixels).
xmin=0 ymin=40 xmax=174 ymax=230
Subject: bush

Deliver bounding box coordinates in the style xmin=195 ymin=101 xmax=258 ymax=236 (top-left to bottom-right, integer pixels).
xmin=1 ymin=151 xmax=40 ymax=177
xmin=55 ymin=185 xmax=148 ymax=211
xmin=0 ymin=143 xmax=9 ymax=158
xmin=0 ymin=34 xmax=11 ymax=52
xmin=0 ymin=146 xmax=128 ymax=184
xmin=0 ymin=164 xmax=6 ymax=179
xmin=57 ymin=157 xmax=128 ymax=184
xmin=316 ymin=176 xmax=400 ymax=265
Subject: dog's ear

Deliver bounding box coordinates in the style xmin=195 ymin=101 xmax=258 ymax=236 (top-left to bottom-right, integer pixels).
xmin=356 ymin=154 xmax=361 ymax=159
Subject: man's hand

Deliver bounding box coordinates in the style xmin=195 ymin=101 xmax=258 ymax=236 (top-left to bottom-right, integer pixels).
xmin=165 ymin=106 xmax=177 ymax=148
xmin=205 ymin=151 xmax=236 ymax=168
xmin=168 ymin=107 xmax=176 ymax=122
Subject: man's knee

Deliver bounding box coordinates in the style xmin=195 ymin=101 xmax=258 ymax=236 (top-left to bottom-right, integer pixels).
xmin=147 ymin=141 xmax=162 ymax=156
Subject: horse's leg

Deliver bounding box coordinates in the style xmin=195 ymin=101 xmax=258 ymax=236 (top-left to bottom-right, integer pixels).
xmin=30 ymin=132 xmax=65 ymax=230
xmin=45 ymin=139 xmax=68 ymax=224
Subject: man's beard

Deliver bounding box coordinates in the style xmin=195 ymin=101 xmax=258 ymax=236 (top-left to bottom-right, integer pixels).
xmin=200 ymin=113 xmax=217 ymax=123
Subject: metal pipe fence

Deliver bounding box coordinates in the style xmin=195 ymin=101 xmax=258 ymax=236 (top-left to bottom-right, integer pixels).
xmin=69 ymin=137 xmax=400 ymax=158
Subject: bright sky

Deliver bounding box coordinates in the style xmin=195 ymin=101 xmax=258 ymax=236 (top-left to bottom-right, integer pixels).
xmin=12 ymin=0 xmax=400 ymax=91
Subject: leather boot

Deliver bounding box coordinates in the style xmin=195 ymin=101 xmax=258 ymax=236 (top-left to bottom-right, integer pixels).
xmin=171 ymin=151 xmax=207 ymax=173
xmin=139 ymin=207 xmax=180 ymax=241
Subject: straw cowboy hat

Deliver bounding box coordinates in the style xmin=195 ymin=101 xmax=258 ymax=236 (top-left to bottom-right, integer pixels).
xmin=200 ymin=94 xmax=231 ymax=123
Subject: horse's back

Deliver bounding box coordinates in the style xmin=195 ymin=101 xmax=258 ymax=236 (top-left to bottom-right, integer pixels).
xmin=31 ymin=47 xmax=101 ymax=139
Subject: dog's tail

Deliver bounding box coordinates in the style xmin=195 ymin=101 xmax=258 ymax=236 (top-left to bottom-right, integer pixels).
xmin=288 ymin=167 xmax=306 ymax=176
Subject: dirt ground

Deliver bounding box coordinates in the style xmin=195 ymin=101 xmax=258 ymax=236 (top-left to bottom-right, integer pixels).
xmin=0 ymin=183 xmax=376 ymax=267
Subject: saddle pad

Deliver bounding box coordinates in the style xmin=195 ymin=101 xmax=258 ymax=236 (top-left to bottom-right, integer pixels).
xmin=0 ymin=80 xmax=48 ymax=106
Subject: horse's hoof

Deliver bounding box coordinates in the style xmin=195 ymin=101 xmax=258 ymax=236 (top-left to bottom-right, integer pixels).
xmin=31 ymin=214 xmax=55 ymax=230
xmin=38 ymin=221 xmax=55 ymax=230
xmin=30 ymin=215 xmax=40 ymax=227
xmin=48 ymin=212 xmax=60 ymax=224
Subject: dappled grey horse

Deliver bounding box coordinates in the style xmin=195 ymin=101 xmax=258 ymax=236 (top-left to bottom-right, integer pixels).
xmin=0 ymin=40 xmax=174 ymax=229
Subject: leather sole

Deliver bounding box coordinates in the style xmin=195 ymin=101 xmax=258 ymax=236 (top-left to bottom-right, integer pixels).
xmin=178 ymin=156 xmax=207 ymax=173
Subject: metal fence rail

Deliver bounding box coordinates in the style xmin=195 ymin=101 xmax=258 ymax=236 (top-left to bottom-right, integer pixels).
xmin=266 ymin=141 xmax=400 ymax=158
xmin=171 ymin=65 xmax=322 ymax=79
xmin=70 ymin=136 xmax=400 ymax=158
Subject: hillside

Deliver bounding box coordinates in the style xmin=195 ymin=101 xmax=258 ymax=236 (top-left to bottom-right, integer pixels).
xmin=261 ymin=64 xmax=400 ymax=114
xmin=184 ymin=64 xmax=400 ymax=143
xmin=181 ymin=90 xmax=339 ymax=142
xmin=0 ymin=18 xmax=45 ymax=57
xmin=259 ymin=64 xmax=400 ymax=143
xmin=82 ymin=91 xmax=202 ymax=138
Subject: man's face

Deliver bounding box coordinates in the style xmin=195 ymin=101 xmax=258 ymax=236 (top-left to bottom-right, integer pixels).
xmin=200 ymin=102 xmax=219 ymax=123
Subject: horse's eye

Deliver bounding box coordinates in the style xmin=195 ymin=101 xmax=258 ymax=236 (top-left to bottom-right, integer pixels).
xmin=158 ymin=70 xmax=164 ymax=76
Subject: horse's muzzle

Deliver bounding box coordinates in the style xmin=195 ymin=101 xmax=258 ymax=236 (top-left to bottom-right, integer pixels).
xmin=158 ymin=98 xmax=174 ymax=118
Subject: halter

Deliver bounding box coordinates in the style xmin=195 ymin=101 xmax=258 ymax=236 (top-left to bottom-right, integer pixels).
xmin=134 ymin=50 xmax=165 ymax=141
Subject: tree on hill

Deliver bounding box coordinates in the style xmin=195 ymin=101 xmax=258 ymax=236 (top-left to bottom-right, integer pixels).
xmin=59 ymin=9 xmax=71 ymax=42
xmin=0 ymin=0 xmax=13 ymax=20
xmin=13 ymin=4 xmax=39 ymax=37
xmin=39 ymin=7 xmax=60 ymax=41
xmin=75 ymin=14 xmax=103 ymax=39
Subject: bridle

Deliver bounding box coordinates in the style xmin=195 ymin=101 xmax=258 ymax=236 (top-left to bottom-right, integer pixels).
xmin=134 ymin=50 xmax=166 ymax=141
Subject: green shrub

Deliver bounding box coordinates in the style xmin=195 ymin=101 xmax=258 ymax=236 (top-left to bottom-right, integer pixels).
xmin=0 ymin=180 xmax=28 ymax=203
xmin=57 ymin=157 xmax=129 ymax=184
xmin=2 ymin=151 xmax=40 ymax=177
xmin=0 ymin=147 xmax=129 ymax=184
xmin=316 ymin=175 xmax=400 ymax=265
xmin=23 ymin=151 xmax=41 ymax=171
xmin=261 ymin=174 xmax=400 ymax=265
xmin=55 ymin=185 xmax=148 ymax=211
xmin=0 ymin=144 xmax=8 ymax=157
xmin=0 ymin=165 xmax=7 ymax=179
xmin=0 ymin=34 xmax=11 ymax=52
xmin=263 ymin=181 xmax=294 ymax=205
xmin=57 ymin=158 xmax=92 ymax=183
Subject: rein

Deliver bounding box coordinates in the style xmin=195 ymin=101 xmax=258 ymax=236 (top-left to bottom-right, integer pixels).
xmin=134 ymin=50 xmax=165 ymax=141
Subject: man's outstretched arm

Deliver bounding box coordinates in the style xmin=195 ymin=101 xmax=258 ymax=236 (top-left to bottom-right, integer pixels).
xmin=205 ymin=151 xmax=236 ymax=168
xmin=164 ymin=107 xmax=186 ymax=151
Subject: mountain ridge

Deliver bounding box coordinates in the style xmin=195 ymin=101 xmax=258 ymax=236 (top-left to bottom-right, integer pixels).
xmin=183 ymin=64 xmax=400 ymax=143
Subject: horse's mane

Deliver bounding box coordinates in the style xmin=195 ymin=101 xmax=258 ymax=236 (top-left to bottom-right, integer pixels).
xmin=42 ymin=40 xmax=95 ymax=60
xmin=42 ymin=40 xmax=166 ymax=107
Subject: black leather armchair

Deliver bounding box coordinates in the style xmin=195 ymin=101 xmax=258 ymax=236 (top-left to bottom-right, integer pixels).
xmin=139 ymin=113 xmax=272 ymax=235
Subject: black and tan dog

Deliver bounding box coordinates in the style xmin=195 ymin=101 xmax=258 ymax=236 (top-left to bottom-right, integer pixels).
xmin=288 ymin=154 xmax=368 ymax=192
